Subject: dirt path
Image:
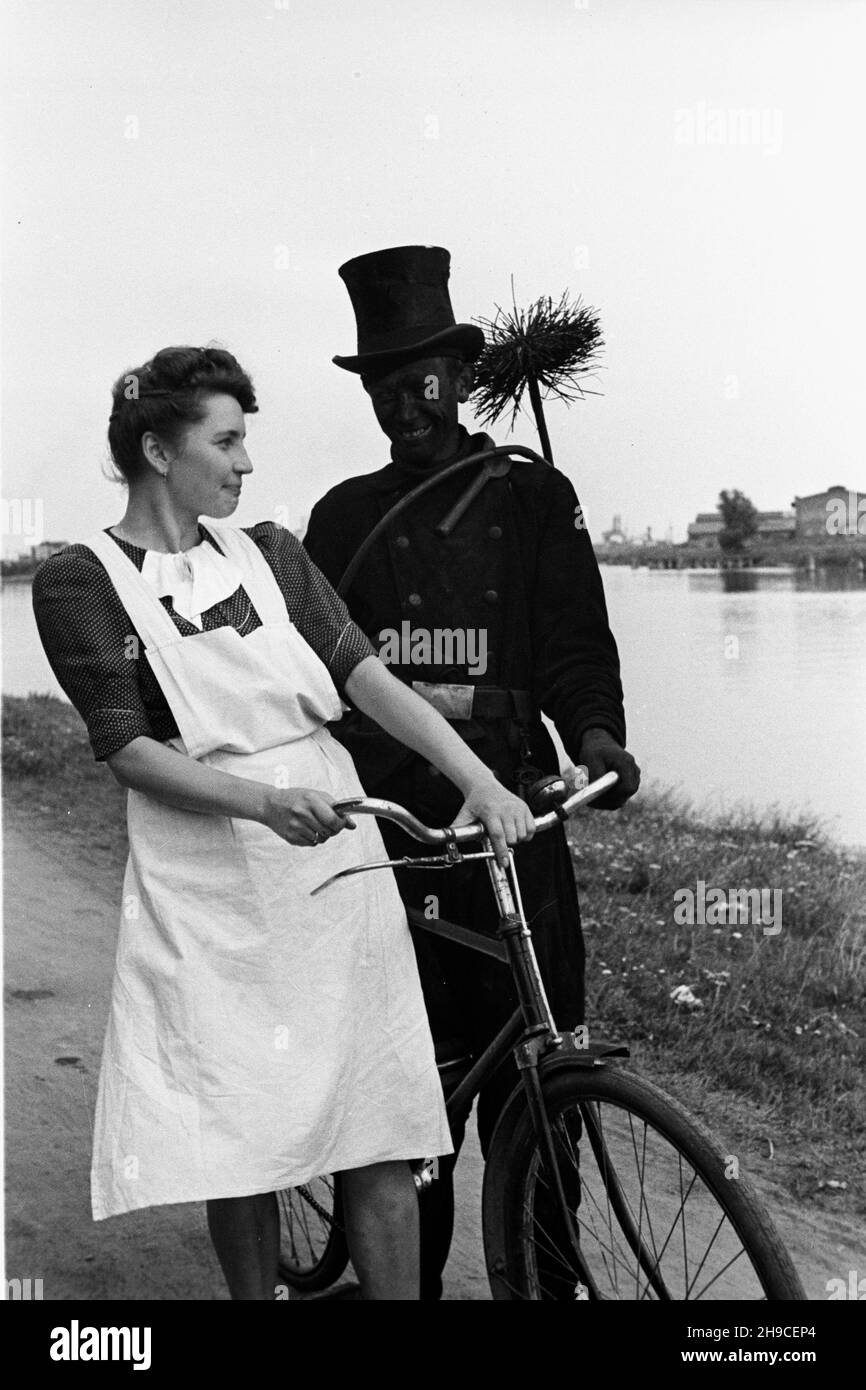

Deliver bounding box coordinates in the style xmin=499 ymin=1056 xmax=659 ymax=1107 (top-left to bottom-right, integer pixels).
xmin=3 ymin=816 xmax=487 ymax=1301
xmin=3 ymin=816 xmax=862 ymax=1302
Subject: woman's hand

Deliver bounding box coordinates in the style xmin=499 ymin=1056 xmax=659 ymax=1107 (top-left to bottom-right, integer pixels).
xmin=452 ymin=777 xmax=536 ymax=868
xmin=344 ymin=659 xmax=538 ymax=864
xmin=260 ymin=787 xmax=356 ymax=847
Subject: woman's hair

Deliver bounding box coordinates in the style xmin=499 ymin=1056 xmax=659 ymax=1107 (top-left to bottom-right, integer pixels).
xmin=108 ymin=345 xmax=258 ymax=483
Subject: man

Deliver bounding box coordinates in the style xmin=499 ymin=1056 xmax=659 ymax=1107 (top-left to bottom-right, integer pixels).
xmin=304 ymin=245 xmax=640 ymax=1299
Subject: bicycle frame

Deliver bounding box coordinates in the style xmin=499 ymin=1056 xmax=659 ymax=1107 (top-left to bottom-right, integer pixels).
xmin=407 ymin=902 xmax=628 ymax=1125
xmin=296 ymin=777 xmax=804 ymax=1301
xmin=406 ymin=845 xmax=558 ymax=1095
xmin=407 ymin=841 xmax=602 ymax=1289
xmin=412 ymin=886 xmax=677 ymax=1300
xmin=406 ymin=915 xmax=524 ymax=1128
xmin=315 ymin=770 xmax=627 ymax=1293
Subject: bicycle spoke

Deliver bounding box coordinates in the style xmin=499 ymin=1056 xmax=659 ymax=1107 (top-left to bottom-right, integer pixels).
xmin=590 ymin=1103 xmax=668 ymax=1296
xmin=626 ymin=1112 xmax=664 ymax=1294
xmin=592 ymin=1100 xmax=622 ymax=1299
xmin=526 ymin=1094 xmax=771 ymax=1302
xmin=278 ymin=1179 xmax=337 ymax=1272
xmin=523 ymin=1147 xmax=618 ymax=1299
xmin=679 ymin=1153 xmax=690 ymax=1295
xmin=278 ymin=1189 xmax=303 ymax=1261
xmin=542 ymin=1107 xmax=670 ymax=1300
xmin=523 ymin=1205 xmax=583 ymax=1282
xmin=535 ymin=1150 xmax=638 ymax=1292
xmin=691 ymin=1244 xmax=750 ymax=1301
xmin=521 ymin=1160 xmax=587 ymax=1294
xmin=295 ymin=1189 xmax=316 ymax=1260
xmin=637 ymin=1167 xmax=701 ymax=1301
xmin=684 ymin=1210 xmax=731 ymax=1299
xmin=577 ymin=1206 xmax=653 ymax=1296
xmin=583 ymin=1103 xmax=658 ymax=1297
xmin=600 ymin=1102 xmax=720 ymax=1300
xmin=496 ymin=1063 xmax=804 ymax=1301
xmin=573 ymin=1164 xmax=652 ymax=1291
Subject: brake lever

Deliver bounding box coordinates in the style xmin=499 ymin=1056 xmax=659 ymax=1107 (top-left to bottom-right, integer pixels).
xmin=315 ymin=771 xmax=621 ymax=895
xmin=310 ymin=848 xmax=497 ymax=896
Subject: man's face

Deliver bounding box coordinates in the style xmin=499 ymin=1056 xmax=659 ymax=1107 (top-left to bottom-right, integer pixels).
xmin=364 ymin=355 xmax=472 ymax=467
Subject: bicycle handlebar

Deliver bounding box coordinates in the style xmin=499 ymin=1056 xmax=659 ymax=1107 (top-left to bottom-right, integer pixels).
xmin=332 ymin=770 xmax=619 ymax=844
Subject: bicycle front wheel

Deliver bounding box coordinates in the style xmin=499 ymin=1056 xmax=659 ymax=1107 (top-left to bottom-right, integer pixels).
xmin=276 ymin=1174 xmax=349 ymax=1293
xmin=483 ymin=1065 xmax=806 ymax=1301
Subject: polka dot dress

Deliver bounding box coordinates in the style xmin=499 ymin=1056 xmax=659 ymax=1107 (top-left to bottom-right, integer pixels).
xmin=32 ymin=521 xmax=375 ymax=760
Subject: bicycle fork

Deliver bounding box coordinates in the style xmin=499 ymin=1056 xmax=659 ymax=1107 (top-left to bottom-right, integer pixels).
xmin=485 ymin=846 xmax=602 ymax=1300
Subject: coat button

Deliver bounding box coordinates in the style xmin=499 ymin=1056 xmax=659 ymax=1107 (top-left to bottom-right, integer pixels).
xmin=489 ymin=525 xmax=502 ymax=539
xmin=408 ymin=592 xmax=422 ymax=606
xmin=427 ymin=764 xmax=440 ymax=777
xmin=484 ymin=589 xmax=499 ymax=603
xmin=396 ymin=534 xmax=410 ymax=548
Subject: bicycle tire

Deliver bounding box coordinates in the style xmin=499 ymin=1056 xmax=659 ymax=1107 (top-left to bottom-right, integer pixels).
xmin=483 ymin=1064 xmax=806 ymax=1301
xmin=276 ymin=1175 xmax=350 ymax=1293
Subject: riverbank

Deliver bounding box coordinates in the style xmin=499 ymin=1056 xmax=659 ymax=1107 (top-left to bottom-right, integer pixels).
xmin=4 ymin=692 xmax=864 ymax=1222
xmin=596 ymin=538 xmax=866 ymax=571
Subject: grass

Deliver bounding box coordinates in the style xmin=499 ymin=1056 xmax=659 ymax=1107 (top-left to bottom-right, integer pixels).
xmin=570 ymin=791 xmax=866 ymax=1211
xmin=5 ymin=693 xmax=865 ymax=1213
xmin=2 ymin=692 xmax=129 ymax=871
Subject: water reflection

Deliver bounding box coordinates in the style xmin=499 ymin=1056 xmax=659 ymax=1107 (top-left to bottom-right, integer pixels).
xmin=683 ymin=568 xmax=866 ymax=595
xmin=599 ymin=565 xmax=866 ymax=848
xmin=793 ymin=567 xmax=866 ymax=592
xmin=720 ymin=571 xmax=760 ymax=593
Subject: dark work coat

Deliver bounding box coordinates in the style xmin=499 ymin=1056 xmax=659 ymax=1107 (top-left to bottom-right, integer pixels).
xmin=304 ymin=427 xmax=627 ymax=1057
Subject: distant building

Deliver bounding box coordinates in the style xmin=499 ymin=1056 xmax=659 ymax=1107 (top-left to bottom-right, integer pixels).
xmin=602 ymin=513 xmax=628 ymax=545
xmin=759 ymin=511 xmax=798 ymax=539
xmin=687 ymin=513 xmax=723 ymax=549
xmin=687 ymin=488 xmax=866 ymax=548
xmin=686 ymin=509 xmax=795 ymax=549
xmin=31 ymin=540 xmax=68 ymax=563
xmin=792 ymin=485 xmax=866 ymax=540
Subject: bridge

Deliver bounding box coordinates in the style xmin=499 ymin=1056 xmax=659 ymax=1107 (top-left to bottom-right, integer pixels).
xmin=594 ymin=541 xmax=866 ymax=573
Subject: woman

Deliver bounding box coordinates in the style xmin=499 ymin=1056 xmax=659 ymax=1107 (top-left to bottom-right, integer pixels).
xmin=32 ymin=345 xmax=535 ymax=1301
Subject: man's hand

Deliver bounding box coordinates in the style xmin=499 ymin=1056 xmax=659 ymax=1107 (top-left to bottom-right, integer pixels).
xmin=578 ymin=728 xmax=640 ymax=810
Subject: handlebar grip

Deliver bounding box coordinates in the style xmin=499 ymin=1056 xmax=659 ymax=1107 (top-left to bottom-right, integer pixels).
xmin=332 ymin=770 xmax=620 ymax=845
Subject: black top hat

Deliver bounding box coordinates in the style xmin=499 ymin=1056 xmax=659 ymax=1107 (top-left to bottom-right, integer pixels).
xmin=332 ymin=245 xmax=485 ymax=375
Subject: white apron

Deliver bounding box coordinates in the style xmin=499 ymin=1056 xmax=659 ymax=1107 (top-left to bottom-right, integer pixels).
xmin=84 ymin=524 xmax=452 ymax=1220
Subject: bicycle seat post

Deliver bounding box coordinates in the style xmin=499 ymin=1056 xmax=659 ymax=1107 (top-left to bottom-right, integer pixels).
xmin=484 ymin=842 xmax=561 ymax=1046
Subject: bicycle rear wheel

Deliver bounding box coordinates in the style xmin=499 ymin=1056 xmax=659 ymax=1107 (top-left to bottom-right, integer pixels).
xmin=276 ymin=1175 xmax=350 ymax=1293
xmin=483 ymin=1065 xmax=806 ymax=1300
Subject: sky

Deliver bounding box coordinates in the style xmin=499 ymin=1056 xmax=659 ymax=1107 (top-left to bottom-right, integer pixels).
xmin=2 ymin=0 xmax=864 ymax=555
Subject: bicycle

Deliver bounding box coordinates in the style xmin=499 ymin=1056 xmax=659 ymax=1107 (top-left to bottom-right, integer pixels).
xmin=276 ymin=771 xmax=807 ymax=1300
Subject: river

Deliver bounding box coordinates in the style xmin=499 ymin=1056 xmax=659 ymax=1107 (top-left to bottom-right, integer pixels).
xmin=3 ymin=566 xmax=865 ymax=847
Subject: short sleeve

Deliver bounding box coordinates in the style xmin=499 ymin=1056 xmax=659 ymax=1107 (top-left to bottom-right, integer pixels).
xmin=32 ymin=545 xmax=156 ymax=760
xmin=247 ymin=522 xmax=375 ymax=694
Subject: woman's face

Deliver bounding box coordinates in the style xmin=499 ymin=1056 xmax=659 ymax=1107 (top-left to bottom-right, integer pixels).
xmin=162 ymin=392 xmax=253 ymax=519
